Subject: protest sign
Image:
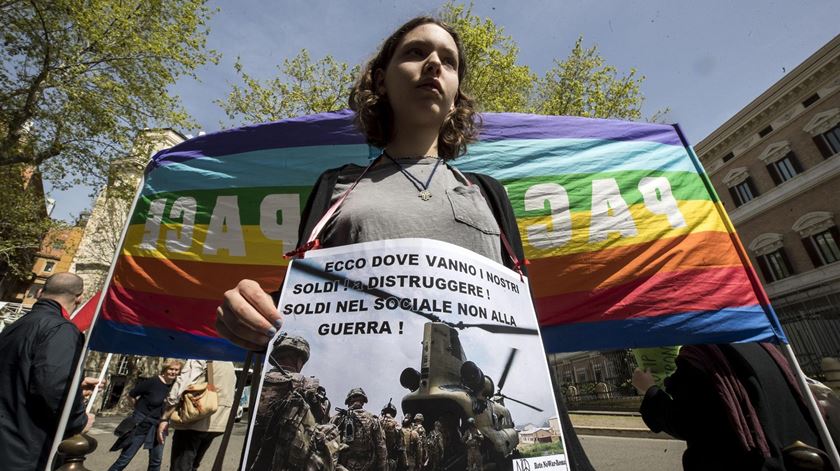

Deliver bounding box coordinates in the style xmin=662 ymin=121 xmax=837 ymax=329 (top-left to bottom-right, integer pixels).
xmin=243 ymin=238 xmax=568 ymax=471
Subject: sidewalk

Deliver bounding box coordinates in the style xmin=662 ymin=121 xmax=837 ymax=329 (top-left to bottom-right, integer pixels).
xmin=569 ymin=411 xmax=670 ymax=440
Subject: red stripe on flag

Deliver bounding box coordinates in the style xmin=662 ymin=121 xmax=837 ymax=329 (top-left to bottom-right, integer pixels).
xmin=536 ymin=265 xmax=759 ymax=326
xmin=102 ymin=283 xmax=221 ymax=337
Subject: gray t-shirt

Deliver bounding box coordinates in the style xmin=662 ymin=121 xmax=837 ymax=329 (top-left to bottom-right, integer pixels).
xmin=322 ymin=157 xmax=503 ymax=264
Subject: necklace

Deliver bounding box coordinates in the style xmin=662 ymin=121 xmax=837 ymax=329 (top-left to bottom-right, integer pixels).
xmin=385 ymin=152 xmax=443 ymax=201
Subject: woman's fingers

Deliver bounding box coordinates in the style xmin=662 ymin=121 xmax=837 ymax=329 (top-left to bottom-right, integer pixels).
xmin=215 ymin=314 xmax=270 ymax=351
xmin=215 ymin=279 xmax=284 ymax=350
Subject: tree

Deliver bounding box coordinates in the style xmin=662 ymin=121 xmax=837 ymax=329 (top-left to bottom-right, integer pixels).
xmin=439 ymin=2 xmax=534 ymax=113
xmin=0 ymin=0 xmax=217 ymax=187
xmin=216 ymin=50 xmax=359 ymax=126
xmin=535 ymin=36 xmax=648 ymax=120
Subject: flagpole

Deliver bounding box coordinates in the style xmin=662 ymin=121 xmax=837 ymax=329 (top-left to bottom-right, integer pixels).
xmin=46 ymin=167 xmax=149 ymax=471
xmin=782 ymin=343 xmax=840 ymax=470
xmin=85 ymin=352 xmax=113 ymax=414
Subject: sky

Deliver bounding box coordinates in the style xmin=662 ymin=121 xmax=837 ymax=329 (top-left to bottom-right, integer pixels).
xmin=45 ymin=0 xmax=839 ymax=221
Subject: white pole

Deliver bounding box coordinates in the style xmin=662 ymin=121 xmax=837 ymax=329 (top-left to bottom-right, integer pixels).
xmin=86 ymin=352 xmax=113 ymax=414
xmin=782 ymin=343 xmax=840 ymax=471
xmin=45 ymin=171 xmax=148 ymax=471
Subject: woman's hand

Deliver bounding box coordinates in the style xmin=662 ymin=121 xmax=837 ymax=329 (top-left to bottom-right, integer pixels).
xmin=215 ymin=279 xmax=282 ymax=350
xmin=631 ymin=368 xmax=656 ymax=395
xmin=157 ymin=421 xmax=168 ymax=444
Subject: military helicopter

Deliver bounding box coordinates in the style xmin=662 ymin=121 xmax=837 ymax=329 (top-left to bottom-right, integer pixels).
xmin=290 ymin=261 xmax=547 ymax=468
xmin=399 ymin=321 xmax=545 ymax=469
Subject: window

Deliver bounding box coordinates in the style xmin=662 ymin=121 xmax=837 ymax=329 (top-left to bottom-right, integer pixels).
xmin=766 ymin=152 xmax=802 ymax=184
xmin=815 ymin=124 xmax=840 ymax=158
xmin=722 ymin=152 xmax=734 ymax=163
xmin=802 ymin=93 xmax=820 ymax=108
xmin=52 ymin=240 xmax=65 ymax=250
xmin=26 ymin=285 xmax=40 ymax=299
xmin=593 ymin=364 xmax=604 ymax=382
xmin=43 ymin=261 xmax=55 ymax=272
xmin=793 ymin=212 xmax=840 ymax=268
xmin=730 ymin=179 xmax=757 ymax=206
xmin=724 ymin=168 xmax=759 ymax=208
xmin=574 ymin=367 xmax=588 ymax=383
xmin=757 ymin=249 xmax=793 ymax=282
xmin=804 ymin=228 xmax=840 ymax=267
xmin=758 ymin=125 xmax=773 ymax=138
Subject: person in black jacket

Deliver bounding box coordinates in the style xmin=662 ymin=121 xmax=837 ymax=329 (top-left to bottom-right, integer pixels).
xmin=0 ymin=272 xmax=99 ymax=471
xmin=633 ymin=343 xmax=825 ymax=470
xmin=215 ymin=16 xmax=593 ymax=471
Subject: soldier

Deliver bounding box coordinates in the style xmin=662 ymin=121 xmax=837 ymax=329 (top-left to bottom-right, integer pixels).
xmin=379 ymin=401 xmax=405 ymax=471
xmin=411 ymin=414 xmax=427 ymax=469
xmin=425 ymin=420 xmax=445 ymax=471
xmin=461 ymin=418 xmax=483 ymax=471
xmin=248 ymin=334 xmax=343 ymax=471
xmin=401 ymin=416 xmax=422 ymax=471
xmin=331 ymin=388 xmax=388 ymax=471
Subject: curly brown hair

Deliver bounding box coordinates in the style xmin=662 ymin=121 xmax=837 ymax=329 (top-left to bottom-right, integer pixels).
xmin=349 ymin=17 xmax=479 ymax=159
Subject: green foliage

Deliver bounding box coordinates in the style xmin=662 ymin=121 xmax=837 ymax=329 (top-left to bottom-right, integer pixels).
xmin=535 ymin=36 xmax=647 ymax=120
xmin=216 ymin=50 xmax=359 ymax=126
xmin=0 ymin=166 xmax=53 ymax=283
xmin=439 ymin=2 xmax=534 ymax=113
xmin=0 ymin=0 xmax=218 ymax=188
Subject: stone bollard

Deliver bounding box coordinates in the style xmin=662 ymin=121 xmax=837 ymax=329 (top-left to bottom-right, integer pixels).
xmin=595 ymin=382 xmax=610 ymax=400
xmin=822 ymin=357 xmax=840 ymax=392
xmin=567 ymin=385 xmax=578 ymax=400
xmin=55 ymin=433 xmax=98 ymax=471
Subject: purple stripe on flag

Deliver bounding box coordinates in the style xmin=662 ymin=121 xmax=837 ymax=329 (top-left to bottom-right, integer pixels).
xmin=149 ymin=111 xmax=683 ymax=169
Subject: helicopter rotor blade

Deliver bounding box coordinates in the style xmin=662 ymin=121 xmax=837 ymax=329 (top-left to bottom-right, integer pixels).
xmin=498 ymin=394 xmax=543 ymax=412
xmin=452 ymin=322 xmax=539 ymax=336
xmin=496 ymin=348 xmax=518 ymax=393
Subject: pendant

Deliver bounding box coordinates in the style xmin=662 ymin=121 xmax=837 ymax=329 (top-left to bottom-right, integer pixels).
xmin=418 ymin=190 xmax=432 ymax=201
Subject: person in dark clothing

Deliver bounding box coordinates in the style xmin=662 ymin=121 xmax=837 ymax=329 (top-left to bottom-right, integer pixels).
xmin=633 ymin=342 xmax=825 ymax=471
xmin=108 ymin=359 xmax=182 ymax=471
xmin=0 ymin=272 xmax=100 ymax=471
xmin=214 ymin=16 xmax=594 ymax=471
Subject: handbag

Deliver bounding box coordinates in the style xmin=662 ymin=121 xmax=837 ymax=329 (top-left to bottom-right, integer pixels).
xmin=170 ymin=361 xmax=219 ymax=425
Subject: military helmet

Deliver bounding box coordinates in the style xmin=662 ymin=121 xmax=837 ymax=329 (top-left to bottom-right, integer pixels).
xmin=382 ymin=401 xmax=397 ymax=416
xmin=345 ymin=387 xmax=368 ymax=405
xmin=269 ymin=333 xmax=310 ymax=366
xmin=467 ymin=417 xmax=476 ymax=425
xmin=414 ymin=413 xmax=424 ymax=422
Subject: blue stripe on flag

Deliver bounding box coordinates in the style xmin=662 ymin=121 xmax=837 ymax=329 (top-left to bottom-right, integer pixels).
xmin=540 ymin=305 xmax=786 ymax=352
xmin=90 ymin=320 xmax=247 ymax=361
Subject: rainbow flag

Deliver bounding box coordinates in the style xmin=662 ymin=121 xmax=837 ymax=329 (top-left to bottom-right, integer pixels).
xmin=89 ymin=111 xmax=786 ymax=360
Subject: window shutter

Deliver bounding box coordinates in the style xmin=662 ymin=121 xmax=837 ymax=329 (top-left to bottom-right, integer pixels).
xmin=814 ymin=135 xmax=832 ymax=158
xmin=780 ymin=248 xmax=795 ymax=274
xmin=766 ymin=163 xmax=781 ymax=185
xmin=755 ymin=255 xmax=773 ymax=283
xmin=802 ymin=236 xmax=823 ymax=267
xmin=746 ymin=177 xmax=759 ymax=197
xmin=728 ymin=187 xmax=741 ymax=207
xmin=788 ymin=152 xmax=804 ymax=173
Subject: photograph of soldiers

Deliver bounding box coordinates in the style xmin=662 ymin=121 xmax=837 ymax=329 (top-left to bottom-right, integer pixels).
xmin=412 ymin=413 xmax=428 ymax=468
xmin=425 ymin=420 xmax=445 ymax=471
xmin=401 ymin=416 xmax=422 ymax=471
xmin=246 ymin=334 xmax=342 ymax=471
xmin=331 ymin=388 xmax=388 ymax=471
xmin=379 ymin=401 xmax=405 ymax=471
xmin=461 ymin=418 xmax=484 ymax=471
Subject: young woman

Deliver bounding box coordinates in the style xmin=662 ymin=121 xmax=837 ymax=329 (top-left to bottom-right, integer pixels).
xmin=216 ymin=16 xmax=593 ymax=470
xmin=108 ymin=359 xmax=183 ymax=471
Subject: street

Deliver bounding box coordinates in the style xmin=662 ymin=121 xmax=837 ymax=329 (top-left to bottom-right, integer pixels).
xmin=81 ymin=415 xmax=685 ymax=470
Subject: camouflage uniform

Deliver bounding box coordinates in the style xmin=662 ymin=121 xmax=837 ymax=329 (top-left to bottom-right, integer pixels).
xmin=411 ymin=415 xmax=427 ymax=468
xmin=248 ymin=335 xmax=342 ymax=471
xmin=400 ymin=418 xmax=422 ymax=471
xmin=424 ymin=422 xmax=445 ymax=471
xmin=379 ymin=412 xmax=405 ymax=471
xmin=332 ymin=389 xmax=387 ymax=471
xmin=461 ymin=424 xmax=483 ymax=471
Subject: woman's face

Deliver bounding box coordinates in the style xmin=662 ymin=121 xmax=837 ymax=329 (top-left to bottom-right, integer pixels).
xmin=164 ymin=365 xmax=181 ymax=381
xmin=378 ymin=23 xmax=460 ymax=136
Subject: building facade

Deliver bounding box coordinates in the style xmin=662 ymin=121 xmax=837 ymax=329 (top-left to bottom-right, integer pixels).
xmin=695 ymin=34 xmax=840 ymax=375
xmin=13 ymin=222 xmax=86 ymax=306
